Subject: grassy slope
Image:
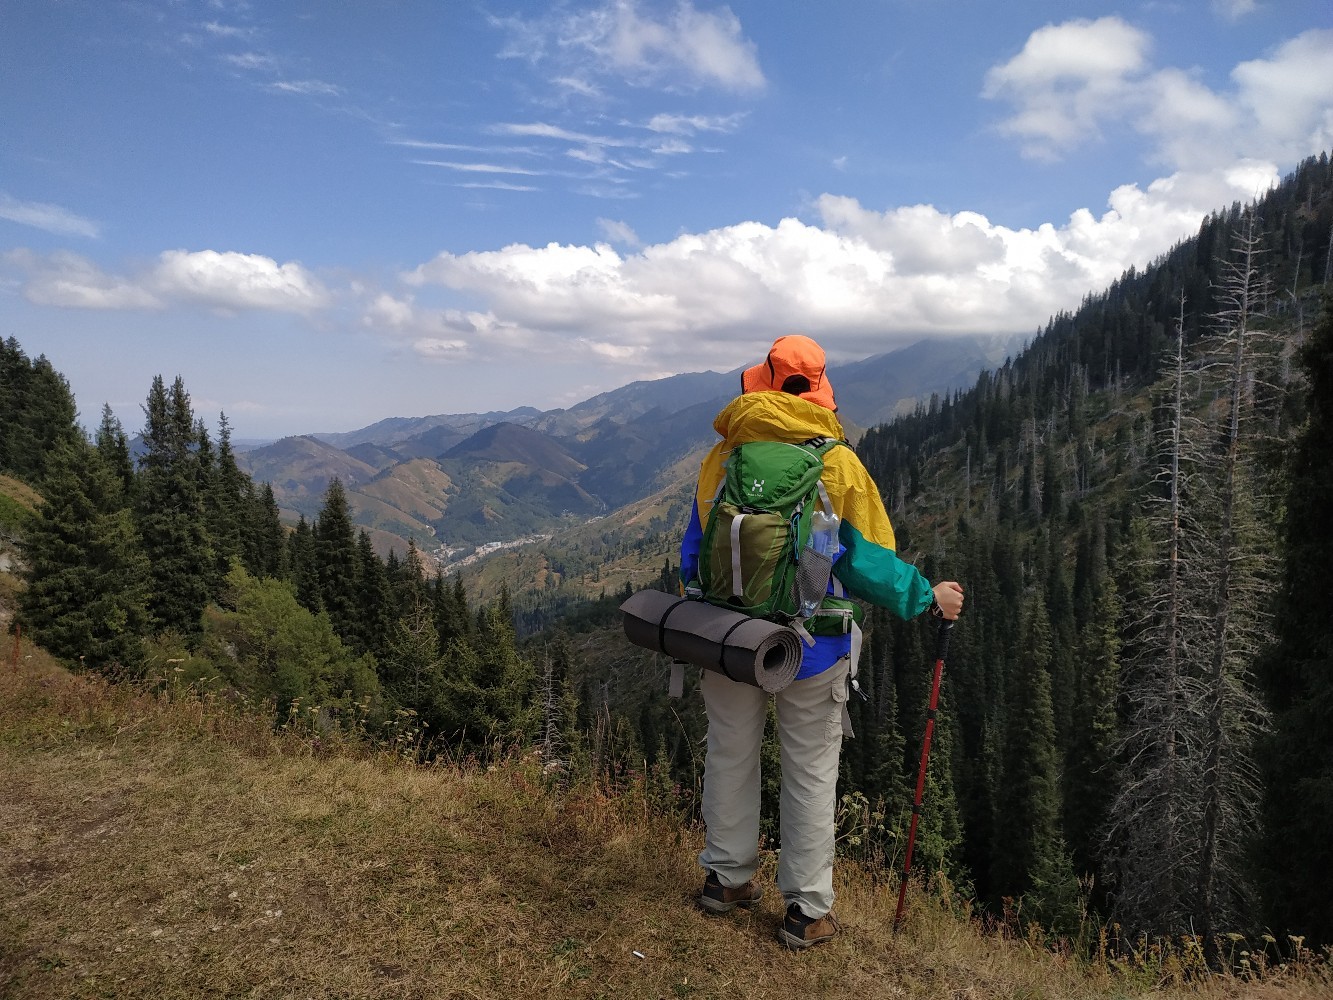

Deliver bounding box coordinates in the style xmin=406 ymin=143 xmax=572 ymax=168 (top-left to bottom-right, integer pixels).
xmin=2 ymin=634 xmax=1328 ymax=1000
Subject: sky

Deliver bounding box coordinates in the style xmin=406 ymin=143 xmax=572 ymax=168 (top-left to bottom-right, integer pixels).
xmin=3 ymin=1 xmax=1332 ymax=441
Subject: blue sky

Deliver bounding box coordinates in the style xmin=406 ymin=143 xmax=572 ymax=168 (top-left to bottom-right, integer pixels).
xmin=3 ymin=1 xmax=1332 ymax=440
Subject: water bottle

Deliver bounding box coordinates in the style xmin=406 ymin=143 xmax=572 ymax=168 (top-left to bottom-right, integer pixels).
xmin=809 ymin=509 xmax=840 ymax=558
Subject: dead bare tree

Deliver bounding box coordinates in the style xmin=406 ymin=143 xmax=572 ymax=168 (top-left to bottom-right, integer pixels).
xmin=1108 ymin=214 xmax=1278 ymax=950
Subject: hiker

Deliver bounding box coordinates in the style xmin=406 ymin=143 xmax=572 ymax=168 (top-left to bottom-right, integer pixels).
xmin=679 ymin=333 xmax=965 ymax=949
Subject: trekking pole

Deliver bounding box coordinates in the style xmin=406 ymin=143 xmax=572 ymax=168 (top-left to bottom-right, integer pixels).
xmin=893 ymin=614 xmax=954 ymax=931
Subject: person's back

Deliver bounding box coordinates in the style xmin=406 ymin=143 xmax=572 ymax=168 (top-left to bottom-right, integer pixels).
xmin=679 ymin=334 xmax=964 ymax=949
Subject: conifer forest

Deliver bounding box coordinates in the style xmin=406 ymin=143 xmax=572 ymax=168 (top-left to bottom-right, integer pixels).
xmin=3 ymin=152 xmax=1333 ymax=958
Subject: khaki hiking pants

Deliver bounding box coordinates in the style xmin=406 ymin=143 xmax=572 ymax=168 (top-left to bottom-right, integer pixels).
xmin=698 ymin=653 xmax=851 ymax=920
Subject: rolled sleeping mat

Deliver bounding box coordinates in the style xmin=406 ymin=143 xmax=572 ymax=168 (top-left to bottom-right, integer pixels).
xmin=620 ymin=589 xmax=803 ymax=693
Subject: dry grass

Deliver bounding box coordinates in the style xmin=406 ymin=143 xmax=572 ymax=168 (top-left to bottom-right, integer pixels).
xmin=1 ymin=632 xmax=1329 ymax=1000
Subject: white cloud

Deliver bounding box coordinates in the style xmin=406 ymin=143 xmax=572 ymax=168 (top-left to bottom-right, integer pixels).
xmin=5 ymin=249 xmax=160 ymax=310
xmin=497 ymin=0 xmax=764 ymax=94
xmin=224 ymin=51 xmax=276 ymax=71
xmin=597 ymin=218 xmax=642 ymax=247
xmin=270 ymin=79 xmax=342 ymax=97
xmin=379 ymin=160 xmax=1272 ymax=375
xmin=1213 ymin=0 xmax=1258 ymax=20
xmin=151 ymin=250 xmax=329 ymax=312
xmin=984 ymin=16 xmax=1152 ymax=158
xmin=1231 ymin=30 xmax=1333 ymax=162
xmin=413 ymin=160 xmax=545 ymax=175
xmin=202 ymin=21 xmax=252 ymax=39
xmin=644 ymin=112 xmax=745 ymax=135
xmin=0 ymin=194 xmax=101 ymax=239
xmin=4 ymin=248 xmax=329 ymax=314
xmin=986 ymin=21 xmax=1333 ymax=174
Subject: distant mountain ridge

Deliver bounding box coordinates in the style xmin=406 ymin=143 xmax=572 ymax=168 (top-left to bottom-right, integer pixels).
xmin=236 ymin=334 xmax=1018 ymax=566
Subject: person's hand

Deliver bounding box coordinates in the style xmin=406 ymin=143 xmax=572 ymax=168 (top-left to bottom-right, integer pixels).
xmin=931 ymin=581 xmax=964 ymax=620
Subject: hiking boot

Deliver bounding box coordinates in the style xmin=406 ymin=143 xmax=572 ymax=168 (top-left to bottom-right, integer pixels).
xmin=697 ymin=871 xmax=763 ymax=915
xmin=778 ymin=903 xmax=840 ymax=949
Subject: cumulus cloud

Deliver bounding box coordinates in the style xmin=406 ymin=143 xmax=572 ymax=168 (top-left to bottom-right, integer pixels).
xmin=984 ymin=17 xmax=1152 ymax=158
xmin=5 ymin=249 xmax=160 ymax=309
xmin=1231 ymin=30 xmax=1333 ymax=161
xmin=0 ymin=194 xmax=101 ymax=239
xmin=986 ymin=19 xmax=1333 ymax=173
xmin=4 ymin=248 xmax=329 ymax=313
xmin=496 ymin=0 xmax=764 ymax=94
xmin=374 ymin=160 xmax=1274 ymax=375
xmin=151 ymin=250 xmax=329 ymax=312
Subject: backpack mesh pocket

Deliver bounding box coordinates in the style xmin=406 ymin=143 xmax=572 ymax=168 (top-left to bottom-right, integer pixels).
xmin=792 ymin=546 xmax=834 ymax=618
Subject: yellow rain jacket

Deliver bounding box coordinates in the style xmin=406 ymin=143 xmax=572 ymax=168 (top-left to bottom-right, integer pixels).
xmin=680 ymin=391 xmax=935 ymax=679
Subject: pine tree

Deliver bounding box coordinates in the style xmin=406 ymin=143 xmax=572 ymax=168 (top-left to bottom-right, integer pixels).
xmin=1256 ymin=294 xmax=1333 ymax=947
xmin=135 ymin=375 xmax=213 ymax=639
xmin=993 ymin=594 xmax=1078 ymax=926
xmin=17 ymin=437 xmax=150 ymax=672
xmin=94 ymin=404 xmax=135 ymax=496
xmin=248 ymin=482 xmax=286 ymax=579
xmin=381 ymin=596 xmax=443 ymax=716
xmin=355 ymin=530 xmax=394 ymax=660
xmin=1063 ymin=581 xmax=1122 ymax=882
xmin=287 ymin=515 xmax=321 ymax=612
xmin=313 ymin=478 xmax=358 ymax=647
xmin=203 ymin=413 xmax=247 ymax=584
xmin=0 ymin=338 xmax=81 ymax=483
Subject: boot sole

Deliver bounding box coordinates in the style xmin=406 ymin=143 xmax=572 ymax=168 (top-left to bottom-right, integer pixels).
xmin=697 ymin=890 xmax=763 ymax=915
xmin=778 ymin=927 xmax=837 ymax=949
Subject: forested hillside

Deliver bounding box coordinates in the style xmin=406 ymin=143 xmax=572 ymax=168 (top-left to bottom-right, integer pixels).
xmin=836 ymin=154 xmax=1333 ymax=950
xmin=2 ymin=152 xmax=1332 ymax=963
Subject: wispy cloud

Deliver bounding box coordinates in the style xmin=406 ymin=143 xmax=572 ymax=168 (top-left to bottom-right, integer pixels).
xmin=0 ymin=194 xmax=100 ymax=239
xmin=270 ymin=79 xmax=342 ymax=97
xmin=494 ymin=0 xmax=765 ymax=94
xmin=643 ymin=112 xmax=745 ymax=135
xmin=597 ymin=217 xmax=641 ymax=246
xmin=1213 ymin=0 xmax=1259 ymax=20
xmin=413 ymin=160 xmax=545 ymax=176
xmin=491 ymin=122 xmax=628 ymax=146
xmin=202 ymin=20 xmax=253 ymax=40
xmin=456 ymin=181 xmax=540 ymax=192
xmin=223 ymin=51 xmax=277 ymax=71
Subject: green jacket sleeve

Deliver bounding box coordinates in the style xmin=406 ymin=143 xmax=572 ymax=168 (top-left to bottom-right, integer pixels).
xmin=834 ymin=520 xmax=935 ymax=620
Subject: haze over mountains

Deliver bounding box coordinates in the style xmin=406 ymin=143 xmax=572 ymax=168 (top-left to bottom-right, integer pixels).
xmin=236 ymin=335 xmax=1021 ymax=567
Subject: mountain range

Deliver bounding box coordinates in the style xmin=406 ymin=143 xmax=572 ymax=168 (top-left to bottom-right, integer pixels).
xmin=236 ymin=334 xmax=1022 ymax=568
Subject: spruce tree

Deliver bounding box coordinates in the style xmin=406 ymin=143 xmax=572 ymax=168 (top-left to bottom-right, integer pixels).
xmin=993 ymin=594 xmax=1077 ymax=924
xmin=94 ymin=404 xmax=135 ymax=496
xmin=287 ymin=515 xmax=321 ymax=612
xmin=248 ymin=482 xmax=286 ymax=579
xmin=0 ymin=339 xmax=81 ymax=483
xmin=203 ymin=413 xmax=247 ymax=584
xmin=1256 ymin=294 xmax=1333 ymax=948
xmin=1063 ymin=581 xmax=1122 ymax=882
xmin=313 ymin=478 xmax=358 ymax=647
xmin=135 ymin=375 xmax=213 ymax=639
xmin=355 ymin=529 xmax=394 ymax=661
xmin=17 ymin=437 xmax=149 ymax=672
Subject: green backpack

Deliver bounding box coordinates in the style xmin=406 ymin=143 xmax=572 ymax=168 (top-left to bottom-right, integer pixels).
xmin=689 ymin=437 xmax=843 ymax=623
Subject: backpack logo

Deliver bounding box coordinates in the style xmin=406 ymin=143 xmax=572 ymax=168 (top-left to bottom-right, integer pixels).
xmin=749 ymin=478 xmax=765 ymax=495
